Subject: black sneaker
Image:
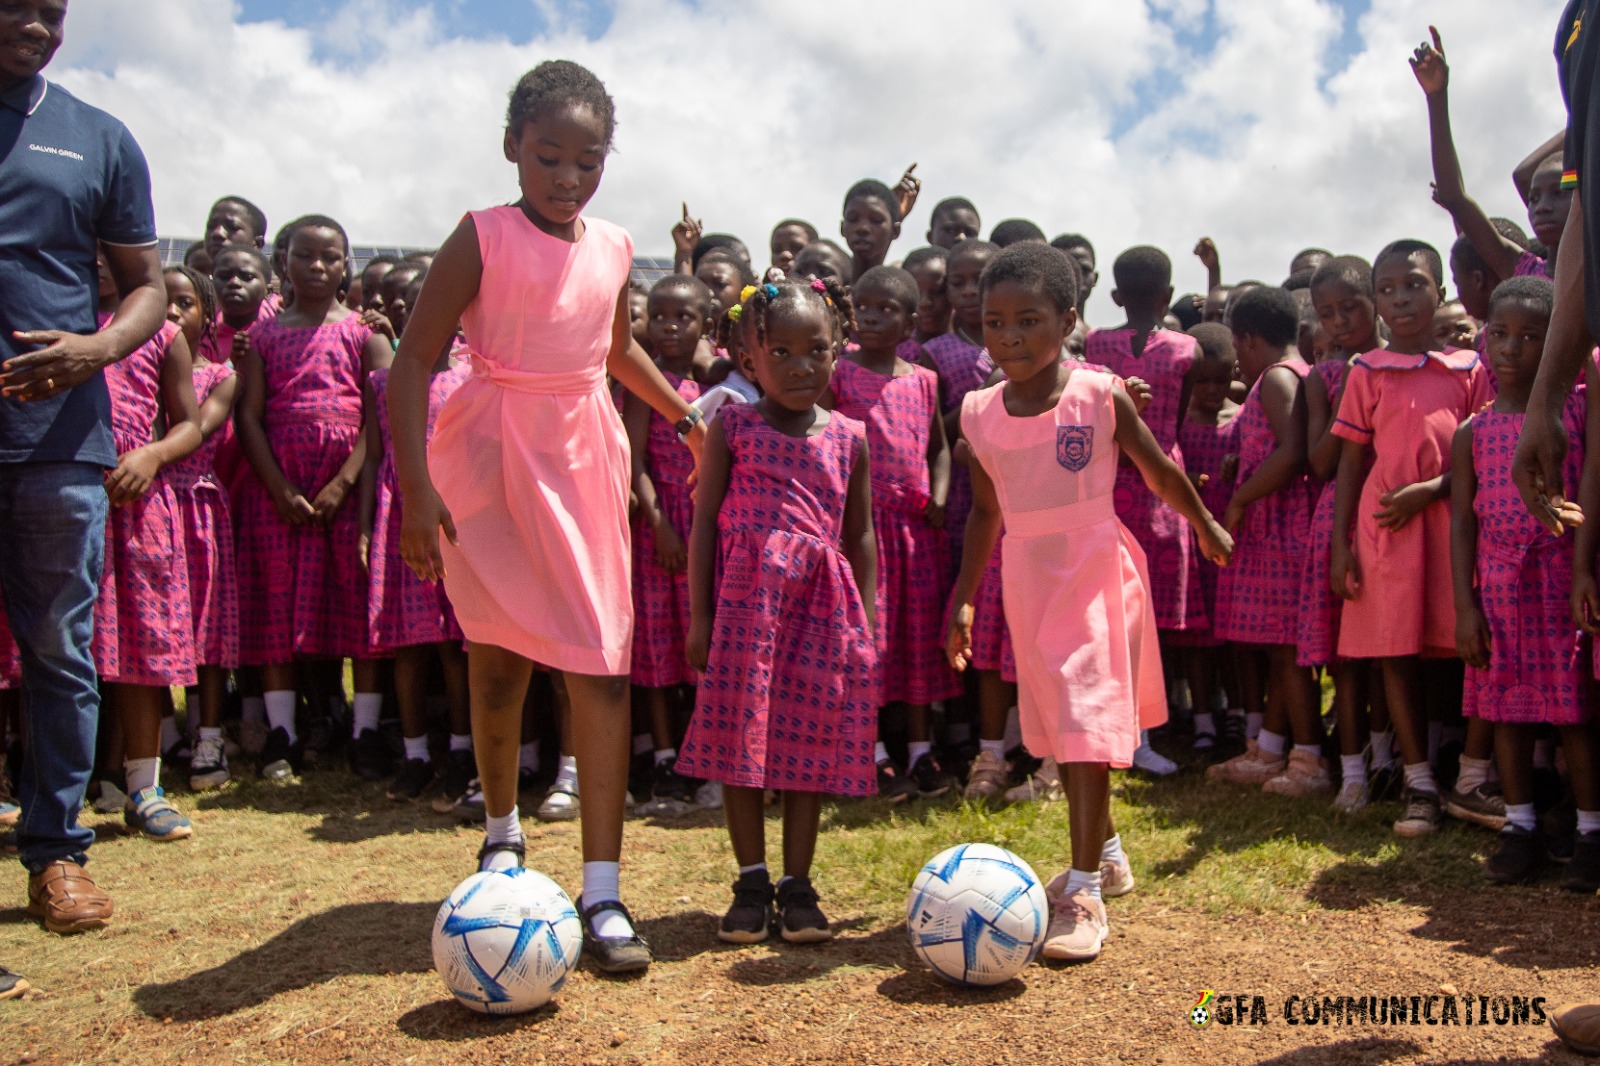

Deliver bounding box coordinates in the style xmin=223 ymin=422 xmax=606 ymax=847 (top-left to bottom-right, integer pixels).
xmin=349 ymin=728 xmax=392 ymax=781
xmin=908 ymin=752 xmax=955 ymax=797
xmin=1484 ymin=825 xmax=1545 ymax=884
xmin=876 ymin=759 xmax=917 ymax=803
xmin=257 ymin=727 xmax=303 ymax=782
xmin=387 ymin=757 xmax=434 ymax=801
xmin=578 ymin=896 xmax=651 ymax=973
xmin=775 ymin=876 xmax=832 ymax=943
xmin=718 ymin=870 xmax=776 ymax=944
xmin=1560 ymin=830 xmax=1600 ymax=893
xmin=646 ymin=757 xmax=697 ymax=815
xmin=431 ymin=749 xmax=476 ymax=814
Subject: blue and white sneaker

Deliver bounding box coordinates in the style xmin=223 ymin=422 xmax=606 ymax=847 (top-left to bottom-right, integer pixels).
xmin=124 ymin=787 xmax=193 ymax=842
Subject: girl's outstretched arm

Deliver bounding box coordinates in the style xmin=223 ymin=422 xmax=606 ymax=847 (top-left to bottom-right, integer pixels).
xmin=1450 ymin=419 xmax=1489 ymax=667
xmin=685 ymin=414 xmax=732 ymax=672
xmin=107 ymin=331 xmax=204 ymax=505
xmin=1221 ymin=364 xmax=1306 ymax=530
xmin=946 ymin=450 xmax=1001 ymax=671
xmin=392 ymin=215 xmax=483 ymax=581
xmin=1113 ymin=382 xmax=1232 ymax=566
xmin=607 ymin=282 xmax=707 ymax=468
xmin=842 ymin=436 xmax=878 ymax=635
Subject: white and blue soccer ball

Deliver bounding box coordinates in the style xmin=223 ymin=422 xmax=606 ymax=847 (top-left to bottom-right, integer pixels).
xmin=906 ymin=843 xmax=1049 ymax=987
xmin=432 ymin=868 xmax=583 ymax=1015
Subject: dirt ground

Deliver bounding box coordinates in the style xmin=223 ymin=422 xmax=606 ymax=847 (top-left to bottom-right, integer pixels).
xmin=3 ymin=770 xmax=1597 ymax=1065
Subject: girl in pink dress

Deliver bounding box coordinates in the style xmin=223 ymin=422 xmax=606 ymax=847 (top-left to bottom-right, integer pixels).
xmin=948 ymin=244 xmax=1231 ymax=964
xmin=625 ymin=275 xmax=709 ymax=812
xmin=92 ymin=258 xmax=205 ymax=842
xmin=235 ymin=216 xmax=394 ymax=783
xmin=390 ymin=62 xmax=706 ymax=973
xmin=360 ymin=333 xmax=471 ymax=802
xmin=676 ymin=277 xmax=877 ymax=944
xmin=1331 ymin=240 xmax=1492 ymax=837
xmin=1085 ymin=246 xmax=1206 ymax=639
xmin=162 ymin=266 xmax=241 ymax=792
xmin=1461 ymin=276 xmax=1598 ymax=888
xmin=828 ymin=266 xmax=955 ymax=799
xmin=1207 ymin=288 xmax=1326 ymax=797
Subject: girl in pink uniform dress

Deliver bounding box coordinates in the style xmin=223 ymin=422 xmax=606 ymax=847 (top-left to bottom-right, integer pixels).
xmin=162 ymin=267 xmax=241 ymax=793
xmin=1331 ymin=240 xmax=1492 ymax=838
xmin=828 ymin=266 xmax=955 ymax=799
xmin=677 ymin=277 xmax=877 ymax=945
xmin=1461 ymin=276 xmax=1599 ymax=889
xmin=92 ymin=255 xmax=205 ymax=843
xmin=1207 ymin=287 xmax=1325 ymax=797
xmin=948 ymin=244 xmax=1231 ymax=965
xmin=235 ymin=217 xmax=394 ymax=784
xmin=390 ymin=62 xmax=706 ymax=974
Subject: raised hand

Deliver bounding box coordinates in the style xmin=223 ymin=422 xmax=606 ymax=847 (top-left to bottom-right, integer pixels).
xmin=1409 ymin=25 xmax=1448 ymax=97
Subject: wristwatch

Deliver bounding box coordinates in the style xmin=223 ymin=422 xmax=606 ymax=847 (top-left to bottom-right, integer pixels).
xmin=675 ymin=407 xmax=703 ymax=441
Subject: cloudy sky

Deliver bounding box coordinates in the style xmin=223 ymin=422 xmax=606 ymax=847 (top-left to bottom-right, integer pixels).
xmin=52 ymin=0 xmax=1568 ymax=321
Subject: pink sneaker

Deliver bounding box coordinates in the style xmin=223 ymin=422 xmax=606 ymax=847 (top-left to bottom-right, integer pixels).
xmin=1206 ymin=740 xmax=1285 ymax=786
xmin=1041 ymin=883 xmax=1109 ymax=962
xmin=1100 ymin=855 xmax=1135 ymax=898
xmin=1262 ymin=749 xmax=1333 ymax=797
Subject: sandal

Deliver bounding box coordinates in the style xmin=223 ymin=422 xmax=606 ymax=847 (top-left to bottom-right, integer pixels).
xmin=578 ymin=896 xmax=651 ymax=974
xmin=475 ymin=838 xmax=525 ymax=872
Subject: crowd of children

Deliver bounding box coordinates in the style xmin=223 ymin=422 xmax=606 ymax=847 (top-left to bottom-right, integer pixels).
xmin=2 ymin=31 xmax=1596 ymax=972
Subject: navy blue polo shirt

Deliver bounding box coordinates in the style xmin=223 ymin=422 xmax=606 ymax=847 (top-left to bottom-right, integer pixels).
xmin=0 ymin=74 xmax=156 ymax=466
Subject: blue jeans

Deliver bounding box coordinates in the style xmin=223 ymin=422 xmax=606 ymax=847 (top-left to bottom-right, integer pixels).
xmin=0 ymin=462 xmax=105 ymax=873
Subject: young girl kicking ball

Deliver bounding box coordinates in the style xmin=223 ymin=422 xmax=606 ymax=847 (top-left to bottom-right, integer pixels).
xmin=947 ymin=244 xmax=1232 ymax=963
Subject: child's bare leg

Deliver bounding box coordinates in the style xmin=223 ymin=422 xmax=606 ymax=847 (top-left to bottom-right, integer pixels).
xmin=466 ymin=643 xmax=533 ymax=820
xmin=782 ymin=790 xmax=823 ymax=880
xmin=724 ymin=784 xmax=766 ymax=868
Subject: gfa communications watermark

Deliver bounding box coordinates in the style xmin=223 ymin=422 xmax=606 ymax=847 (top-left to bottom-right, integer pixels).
xmin=1187 ymin=990 xmax=1549 ymax=1029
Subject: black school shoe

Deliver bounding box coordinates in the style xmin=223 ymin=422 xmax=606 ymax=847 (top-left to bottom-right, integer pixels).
xmin=775 ymin=876 xmax=832 ymax=943
xmin=387 ymin=757 xmax=434 ymax=801
xmin=1483 ymin=825 xmax=1545 ymax=885
xmin=578 ymin=897 xmax=651 ymax=973
xmin=876 ymin=760 xmax=917 ymax=803
xmin=349 ymin=728 xmax=393 ymax=781
xmin=257 ymin=727 xmax=304 ymax=782
xmin=719 ymin=870 xmax=776 ymax=944
xmin=908 ymin=753 xmax=955 ymax=798
xmin=1561 ymin=831 xmax=1600 ymax=893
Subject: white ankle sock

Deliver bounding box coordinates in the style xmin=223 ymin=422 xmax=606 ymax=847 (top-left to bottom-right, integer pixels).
xmin=874 ymin=741 xmax=891 ymax=765
xmin=1064 ymin=867 xmax=1103 ymax=902
xmin=738 ymin=862 xmax=767 ymax=877
xmin=1292 ymin=744 xmax=1321 ymax=759
xmin=519 ymin=741 xmax=540 ymax=773
xmin=907 ymin=741 xmax=931 ymax=765
xmin=582 ymin=861 xmax=632 ymax=938
xmin=198 ymin=726 xmax=223 ymax=743
xmin=1505 ymin=802 xmax=1537 ymax=832
xmin=979 ymin=739 xmax=1005 ymax=759
xmin=351 ymin=693 xmax=382 ymax=737
xmin=554 ymin=755 xmax=578 ymax=792
xmin=1341 ymin=754 xmax=1366 ymax=783
xmin=159 ymin=715 xmax=182 ymax=752
xmin=654 ymin=747 xmax=676 ymax=766
xmin=1369 ymin=730 xmax=1394 ymax=769
xmin=1402 ymin=761 xmax=1438 ymax=795
xmin=403 ymin=735 xmax=429 ymax=762
xmin=1256 ymin=730 xmax=1286 ymax=757
xmin=125 ymin=756 xmax=160 ymax=797
xmin=1578 ymin=810 xmax=1600 ymax=835
xmin=241 ymin=696 xmax=266 ymax=725
xmin=1455 ymin=755 xmax=1490 ymax=794
xmin=449 ymin=733 xmax=472 ymax=752
xmin=264 ymin=690 xmax=297 ymax=743
xmin=1246 ymin=711 xmax=1264 ymax=741
xmin=1100 ymin=833 xmax=1125 ymax=866
xmin=480 ymin=808 xmax=523 ymax=872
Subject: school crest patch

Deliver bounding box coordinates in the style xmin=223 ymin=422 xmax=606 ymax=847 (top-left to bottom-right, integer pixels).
xmin=1056 ymin=425 xmax=1093 ymax=472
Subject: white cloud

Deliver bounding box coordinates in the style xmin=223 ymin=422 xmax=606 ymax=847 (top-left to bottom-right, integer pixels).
xmin=50 ymin=0 xmax=1567 ymax=321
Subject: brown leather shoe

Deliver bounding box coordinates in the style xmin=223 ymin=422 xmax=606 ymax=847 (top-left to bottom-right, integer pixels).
xmin=27 ymin=860 xmax=112 ymax=934
xmin=1552 ymin=1002 xmax=1600 ymax=1057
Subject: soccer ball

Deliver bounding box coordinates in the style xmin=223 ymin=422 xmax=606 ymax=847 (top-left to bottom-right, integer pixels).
xmin=906 ymin=843 xmax=1049 ymax=986
xmin=1191 ymin=1005 xmax=1210 ymax=1027
xmin=432 ymin=868 xmax=583 ymax=1015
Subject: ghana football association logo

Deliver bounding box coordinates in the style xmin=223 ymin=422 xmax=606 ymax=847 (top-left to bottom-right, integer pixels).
xmin=1190 ymin=990 xmax=1215 ymax=1028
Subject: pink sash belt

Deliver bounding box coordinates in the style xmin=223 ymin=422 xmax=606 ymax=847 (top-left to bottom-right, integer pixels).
xmin=1005 ymin=495 xmax=1115 ymax=539
xmin=471 ymin=354 xmax=604 ymax=397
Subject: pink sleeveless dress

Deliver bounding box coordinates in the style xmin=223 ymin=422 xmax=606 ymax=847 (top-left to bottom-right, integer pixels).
xmin=1296 ymin=359 xmax=1349 ymax=667
xmin=923 ymin=331 xmax=988 ymax=563
xmin=1332 ymin=349 xmax=1491 ymax=658
xmin=1215 ymin=360 xmax=1315 ymax=646
xmin=1171 ymin=409 xmax=1240 ymax=648
xmin=962 ymin=369 xmax=1165 ymax=767
xmin=830 ymin=356 xmax=959 ymax=705
xmin=428 ymin=208 xmax=635 ymax=674
xmin=630 ymin=369 xmax=702 ymax=688
xmin=1086 ymin=328 xmax=1204 ymax=631
xmin=94 ymin=320 xmax=198 ymax=686
xmin=165 ymin=359 xmax=239 ymax=669
xmin=237 ymin=313 xmax=376 ymax=664
xmin=368 ymin=361 xmax=471 ymax=651
xmin=675 ymin=404 xmax=878 ymax=795
xmin=1464 ymin=399 xmax=1587 ymax=723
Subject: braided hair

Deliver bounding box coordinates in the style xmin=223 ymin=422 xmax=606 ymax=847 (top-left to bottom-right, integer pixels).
xmin=719 ymin=276 xmax=856 ymax=354
xmin=164 ymin=264 xmax=217 ymax=352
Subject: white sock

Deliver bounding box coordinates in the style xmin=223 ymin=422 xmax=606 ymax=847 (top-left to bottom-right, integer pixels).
xmin=907 ymin=740 xmax=932 ymax=765
xmin=1292 ymin=744 xmax=1321 ymax=759
xmin=449 ymin=733 xmax=472 ymax=753
xmin=654 ymin=747 xmax=676 ymax=766
xmin=632 ymin=733 xmax=653 ymax=756
xmin=403 ymin=735 xmax=429 ymax=762
xmin=242 ymin=696 xmax=266 ymax=725
xmin=264 ymin=690 xmax=297 ymax=743
xmin=198 ymin=726 xmax=223 ymax=743
xmin=1064 ymin=867 xmax=1103 ymax=902
xmin=1193 ymin=711 xmax=1216 ymax=738
xmin=1402 ymin=761 xmax=1438 ymax=795
xmin=352 ymin=692 xmax=382 ymax=736
xmin=1369 ymin=730 xmax=1394 ymax=770
xmin=480 ymin=808 xmax=523 ymax=871
xmin=1246 ymin=711 xmax=1264 ymax=741
xmin=1341 ymin=754 xmax=1366 ymax=782
xmin=979 ymin=739 xmax=1006 ymax=759
xmin=947 ymin=722 xmax=972 ymax=744
xmin=554 ymin=755 xmax=578 ymax=792
xmin=1002 ymin=705 xmax=1022 ymax=750
xmin=738 ymin=862 xmax=768 ymax=877
xmin=1577 ymin=810 xmax=1600 ymax=836
xmin=874 ymin=741 xmax=891 ymax=765
xmin=1100 ymin=833 xmax=1125 ymax=866
xmin=1505 ymin=802 xmax=1537 ymax=833
xmin=582 ymin=861 xmax=633 ymax=938
xmin=1256 ymin=730 xmax=1286 ymax=757
xmin=125 ymin=756 xmax=160 ymax=797
xmin=160 ymin=715 xmax=182 ymax=752
xmin=1455 ymin=755 xmax=1490 ymax=794
xmin=519 ymin=741 xmax=540 ymax=773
